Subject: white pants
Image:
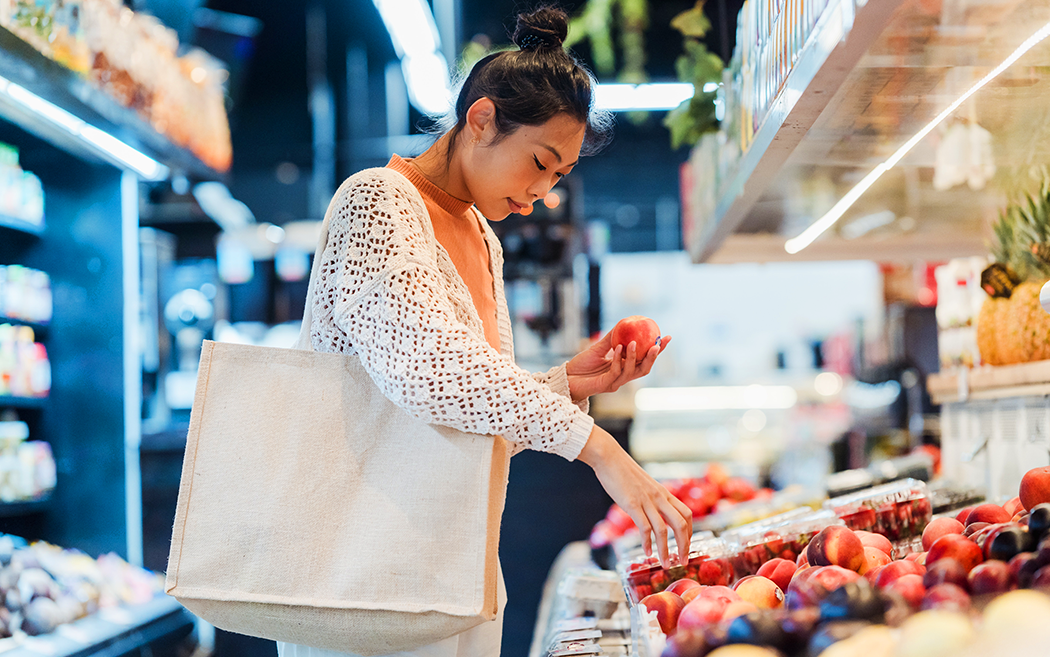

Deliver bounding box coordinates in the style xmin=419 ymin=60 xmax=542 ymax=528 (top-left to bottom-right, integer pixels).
xmin=277 ymin=564 xmax=506 ymax=657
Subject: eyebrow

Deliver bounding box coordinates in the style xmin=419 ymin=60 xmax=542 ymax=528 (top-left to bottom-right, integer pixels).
xmin=541 ymin=144 xmax=579 ymax=168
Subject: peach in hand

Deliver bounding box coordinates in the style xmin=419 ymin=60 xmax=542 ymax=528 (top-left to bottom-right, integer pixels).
xmin=609 ymin=315 xmax=661 ymax=361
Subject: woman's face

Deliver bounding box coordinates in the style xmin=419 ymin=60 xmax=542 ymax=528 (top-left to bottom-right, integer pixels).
xmin=463 ymin=112 xmax=586 ymax=221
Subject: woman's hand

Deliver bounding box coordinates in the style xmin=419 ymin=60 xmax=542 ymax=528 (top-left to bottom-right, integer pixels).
xmin=577 ymin=425 xmax=692 ymax=568
xmin=565 ymin=334 xmax=671 ymax=402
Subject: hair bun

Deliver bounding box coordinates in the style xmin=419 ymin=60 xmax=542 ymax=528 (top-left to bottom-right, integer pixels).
xmin=512 ymin=6 xmax=568 ymax=50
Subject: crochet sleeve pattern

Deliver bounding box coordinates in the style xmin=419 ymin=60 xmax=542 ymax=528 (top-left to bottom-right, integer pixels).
xmin=310 ymin=169 xmax=594 ymax=460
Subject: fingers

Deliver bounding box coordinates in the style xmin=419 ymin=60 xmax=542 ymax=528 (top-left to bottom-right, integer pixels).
xmin=643 ymin=500 xmax=671 ymax=568
xmin=661 ymin=494 xmax=694 ymax=564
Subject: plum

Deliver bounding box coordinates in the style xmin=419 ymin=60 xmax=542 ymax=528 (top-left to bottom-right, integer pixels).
xmin=817 ymin=578 xmax=886 ymax=622
xmin=922 ymin=559 xmax=969 ymax=590
xmin=724 ymin=612 xmax=789 ymax=650
xmin=1008 ymin=552 xmax=1040 ymax=589
xmin=984 ymin=524 xmax=1034 ymax=562
xmin=1028 ymin=503 xmax=1050 ymax=539
xmin=967 ymin=560 xmax=1014 ymax=595
xmin=806 ymin=620 xmax=871 ymax=657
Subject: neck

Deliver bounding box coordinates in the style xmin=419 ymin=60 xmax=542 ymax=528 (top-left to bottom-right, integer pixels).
xmin=409 ymin=133 xmax=473 ymax=204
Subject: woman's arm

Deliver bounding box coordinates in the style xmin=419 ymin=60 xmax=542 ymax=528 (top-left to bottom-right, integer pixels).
xmin=577 ymin=425 xmax=693 ymax=567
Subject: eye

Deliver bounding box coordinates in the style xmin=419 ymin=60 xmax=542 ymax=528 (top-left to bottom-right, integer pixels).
xmin=533 ymin=154 xmax=547 ymax=171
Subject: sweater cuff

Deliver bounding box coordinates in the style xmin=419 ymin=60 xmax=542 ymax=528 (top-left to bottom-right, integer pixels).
xmin=534 ymin=363 xmax=590 ymax=414
xmin=551 ymin=410 xmax=594 ymax=462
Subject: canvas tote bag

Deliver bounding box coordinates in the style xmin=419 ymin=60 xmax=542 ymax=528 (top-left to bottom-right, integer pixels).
xmin=165 ymin=189 xmax=511 ymax=655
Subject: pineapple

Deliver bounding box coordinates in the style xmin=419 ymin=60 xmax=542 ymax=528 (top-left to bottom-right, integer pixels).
xmin=977 ymin=182 xmax=1050 ymax=366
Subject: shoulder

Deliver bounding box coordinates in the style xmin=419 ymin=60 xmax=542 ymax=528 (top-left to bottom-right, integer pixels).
xmin=330 ymin=167 xmax=426 ymax=216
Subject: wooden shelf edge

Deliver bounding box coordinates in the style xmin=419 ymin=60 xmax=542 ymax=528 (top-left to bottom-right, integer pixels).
xmin=929 ymin=360 xmax=1050 ymax=403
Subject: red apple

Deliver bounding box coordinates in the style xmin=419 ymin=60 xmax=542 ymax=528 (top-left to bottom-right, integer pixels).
xmin=609 ymin=315 xmax=661 ymax=361
xmin=926 ymin=534 xmax=984 ymax=573
xmin=921 ymin=583 xmax=971 ymax=612
xmin=756 ymin=558 xmax=796 ymax=592
xmin=667 ymin=578 xmax=702 ymax=597
xmin=1021 ymin=467 xmax=1050 ymax=512
xmin=805 ymin=526 xmax=865 ymax=572
xmin=858 ymin=546 xmax=891 ymax=575
xmin=640 ymin=591 xmax=686 ymax=635
xmin=733 ymin=576 xmax=784 ymax=609
xmin=885 ymin=573 xmax=925 ymax=609
xmin=922 ymin=517 xmax=966 ymax=551
xmin=678 ymin=596 xmax=729 ymax=631
xmin=854 ymin=530 xmax=894 ymax=556
xmin=966 ymin=504 xmax=1011 ymax=526
xmin=875 ymin=560 xmax=926 ymax=588
xmin=967 ymin=560 xmax=1014 ymax=595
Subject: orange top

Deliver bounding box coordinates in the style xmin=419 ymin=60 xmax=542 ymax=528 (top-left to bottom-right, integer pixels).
xmin=386 ymin=155 xmax=501 ymax=352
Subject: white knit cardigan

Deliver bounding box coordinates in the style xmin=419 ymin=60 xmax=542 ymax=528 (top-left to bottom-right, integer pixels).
xmin=308 ymin=166 xmax=594 ymax=460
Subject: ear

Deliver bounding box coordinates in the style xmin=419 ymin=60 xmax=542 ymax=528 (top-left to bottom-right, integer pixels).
xmin=464 ymin=98 xmax=497 ymax=144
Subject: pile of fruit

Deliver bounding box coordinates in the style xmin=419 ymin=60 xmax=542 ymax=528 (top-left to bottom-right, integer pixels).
xmin=0 ymin=535 xmax=162 ymax=641
xmin=590 ymin=464 xmax=764 ymax=551
xmin=626 ymin=465 xmax=1050 ymax=656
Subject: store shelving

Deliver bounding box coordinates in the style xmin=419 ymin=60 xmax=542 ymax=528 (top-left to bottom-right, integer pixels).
xmin=0 ymin=213 xmax=43 ymax=236
xmin=0 ymin=396 xmax=45 ymax=411
xmin=684 ymin=0 xmax=1048 ymax=263
xmin=0 ymin=26 xmax=219 ymax=182
xmin=0 ymin=494 xmax=50 ymax=518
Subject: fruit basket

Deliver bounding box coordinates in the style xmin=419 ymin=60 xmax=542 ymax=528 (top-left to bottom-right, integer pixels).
xmin=823 ymin=478 xmax=932 ymax=541
xmin=724 ymin=509 xmax=843 ymax=579
xmin=617 ymin=535 xmax=732 ymax=605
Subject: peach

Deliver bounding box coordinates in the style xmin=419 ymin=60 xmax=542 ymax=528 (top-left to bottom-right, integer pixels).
xmin=678 ymin=596 xmax=729 ymax=631
xmin=805 ymin=526 xmax=865 ymax=572
xmin=963 ymin=521 xmax=990 ymax=538
xmin=667 ymin=578 xmax=702 ymax=597
xmin=721 ymin=600 xmax=759 ymax=622
xmin=1004 ymin=496 xmax=1024 ymax=517
xmin=926 ymin=534 xmax=983 ymax=573
xmin=640 ymin=591 xmax=686 ymax=635
xmin=809 ymin=565 xmax=861 ymax=593
xmin=904 ymin=552 xmax=927 ymax=565
xmin=875 ymin=560 xmax=926 ymax=588
xmin=956 ymin=506 xmax=975 ymax=524
xmin=923 ymin=559 xmax=969 ymax=590
xmin=885 ymin=573 xmax=925 ymax=609
xmin=865 ymin=564 xmax=885 ymax=585
xmin=796 ymin=549 xmax=809 ymax=567
xmin=733 ymin=576 xmax=784 ymax=609
xmin=681 ymin=586 xmax=704 ymax=604
xmin=854 ymin=530 xmax=894 ymax=556
xmin=966 ymin=504 xmax=1011 ymax=526
xmin=858 ymin=546 xmax=891 ymax=575
xmin=756 ymin=558 xmax=796 ymax=592
xmin=921 ymin=583 xmax=971 ymax=612
xmin=967 ymin=560 xmax=1014 ymax=595
xmin=695 ymin=585 xmax=741 ymax=604
xmin=922 ymin=517 xmax=966 ymax=551
xmin=610 ymin=315 xmax=661 ymax=362
xmin=1021 ymin=467 xmax=1050 ymax=511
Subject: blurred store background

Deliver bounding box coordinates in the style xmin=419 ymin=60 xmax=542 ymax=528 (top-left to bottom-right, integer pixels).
xmin=2 ymin=0 xmax=1050 ymax=655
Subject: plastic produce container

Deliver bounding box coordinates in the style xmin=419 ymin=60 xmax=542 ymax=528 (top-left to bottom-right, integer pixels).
xmin=618 ymin=535 xmax=732 ymax=605
xmin=823 ymin=478 xmax=932 ymax=541
xmin=724 ymin=509 xmax=843 ymax=579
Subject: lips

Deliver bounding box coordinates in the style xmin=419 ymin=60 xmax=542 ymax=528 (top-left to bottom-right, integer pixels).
xmin=508 ymin=199 xmax=528 ymax=213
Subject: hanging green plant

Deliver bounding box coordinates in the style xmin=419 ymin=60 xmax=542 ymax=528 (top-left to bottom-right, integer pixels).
xmin=663 ymin=1 xmax=724 ymax=149
xmin=564 ymin=0 xmax=649 ymax=84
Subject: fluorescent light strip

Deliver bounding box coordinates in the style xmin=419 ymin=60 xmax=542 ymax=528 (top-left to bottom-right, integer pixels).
xmin=594 ymin=83 xmax=697 ymax=112
xmin=785 ymin=19 xmax=1050 ymax=255
xmin=0 ymin=74 xmax=168 ymax=181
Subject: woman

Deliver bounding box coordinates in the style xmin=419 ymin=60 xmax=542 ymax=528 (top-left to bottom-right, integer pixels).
xmin=284 ymin=6 xmax=692 ymax=656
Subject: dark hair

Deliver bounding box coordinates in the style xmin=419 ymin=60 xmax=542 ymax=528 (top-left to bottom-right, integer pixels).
xmin=444 ymin=6 xmax=613 ymax=159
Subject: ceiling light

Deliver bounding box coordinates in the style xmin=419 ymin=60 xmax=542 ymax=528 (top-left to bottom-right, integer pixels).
xmin=814 ymin=372 xmax=843 ymax=396
xmin=785 ymin=19 xmax=1050 ymax=255
xmin=401 ymin=53 xmax=453 ymax=116
xmin=594 ymin=83 xmax=696 ymax=112
xmin=635 ymin=384 xmax=798 ymax=412
xmin=372 ymin=0 xmax=439 ymax=59
xmin=0 ymin=75 xmax=168 ymax=180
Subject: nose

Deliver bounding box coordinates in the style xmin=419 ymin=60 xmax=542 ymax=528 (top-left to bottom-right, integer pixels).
xmin=527 ymin=174 xmax=558 ymax=200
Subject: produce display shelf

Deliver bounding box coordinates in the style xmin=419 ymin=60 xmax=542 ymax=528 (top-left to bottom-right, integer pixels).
xmin=0 ymin=595 xmax=194 ymax=656
xmin=527 ymin=541 xmax=595 ymax=657
xmin=928 ymin=361 xmax=1050 ymax=404
xmin=0 ymin=317 xmax=48 ymax=335
xmin=687 ymin=0 xmax=906 ymax=263
xmin=0 ymin=26 xmax=218 ymax=181
xmin=0 ymin=214 xmax=43 ymax=236
xmin=0 ymin=396 xmax=45 ymax=410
